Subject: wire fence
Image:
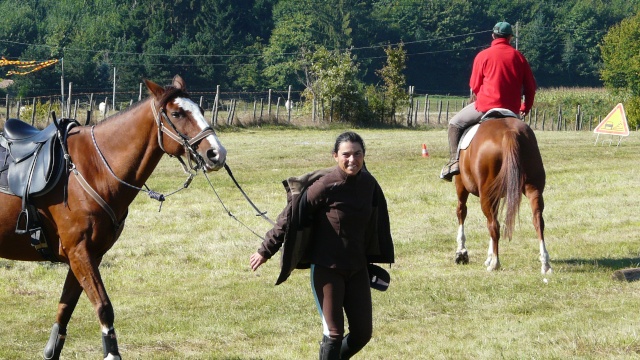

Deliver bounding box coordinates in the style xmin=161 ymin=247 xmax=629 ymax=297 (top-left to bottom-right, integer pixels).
xmin=0 ymin=86 xmax=633 ymax=132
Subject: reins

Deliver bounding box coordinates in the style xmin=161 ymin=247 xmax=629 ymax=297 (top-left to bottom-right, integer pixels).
xmin=78 ymin=99 xmax=272 ymax=240
xmin=223 ymin=163 xmax=275 ymax=226
xmin=202 ymin=168 xmax=272 ymax=240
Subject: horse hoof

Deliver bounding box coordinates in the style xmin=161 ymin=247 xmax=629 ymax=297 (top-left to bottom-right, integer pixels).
xmin=455 ymin=251 xmax=469 ymax=264
xmin=541 ymin=266 xmax=552 ymax=275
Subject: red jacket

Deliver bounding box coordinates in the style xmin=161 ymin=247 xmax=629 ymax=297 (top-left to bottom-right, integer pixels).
xmin=470 ymin=37 xmax=537 ymax=114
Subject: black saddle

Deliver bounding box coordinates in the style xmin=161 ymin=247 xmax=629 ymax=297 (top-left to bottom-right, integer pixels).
xmin=0 ymin=118 xmax=78 ymax=233
xmin=0 ymin=119 xmax=76 ymax=199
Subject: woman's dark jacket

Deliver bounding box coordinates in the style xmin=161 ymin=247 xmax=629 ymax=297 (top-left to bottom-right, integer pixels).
xmin=257 ymin=166 xmax=394 ymax=285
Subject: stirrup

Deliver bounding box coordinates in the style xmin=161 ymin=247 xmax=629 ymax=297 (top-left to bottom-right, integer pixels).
xmin=440 ymin=161 xmax=459 ymax=182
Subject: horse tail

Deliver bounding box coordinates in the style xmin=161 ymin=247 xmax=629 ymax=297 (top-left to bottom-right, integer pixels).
xmin=487 ymin=129 xmax=523 ymax=240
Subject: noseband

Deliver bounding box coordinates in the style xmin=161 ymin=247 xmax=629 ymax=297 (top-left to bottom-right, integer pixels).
xmin=151 ymin=99 xmax=216 ymax=173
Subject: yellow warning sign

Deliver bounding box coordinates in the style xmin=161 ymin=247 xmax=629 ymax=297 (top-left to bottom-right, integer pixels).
xmin=594 ymin=103 xmax=629 ymax=136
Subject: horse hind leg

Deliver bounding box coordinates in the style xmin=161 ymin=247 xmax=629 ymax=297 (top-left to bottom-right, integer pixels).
xmin=44 ymin=269 xmax=84 ymax=360
xmin=481 ymin=198 xmax=501 ymax=271
xmin=526 ymin=184 xmax=551 ymax=274
xmin=43 ymin=270 xmax=79 ymax=359
xmin=455 ymin=182 xmax=469 ymax=264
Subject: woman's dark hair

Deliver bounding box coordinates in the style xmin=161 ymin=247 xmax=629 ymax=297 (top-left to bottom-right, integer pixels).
xmin=333 ymin=131 xmax=365 ymax=154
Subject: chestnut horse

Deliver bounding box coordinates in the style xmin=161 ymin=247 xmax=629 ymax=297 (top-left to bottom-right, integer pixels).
xmin=452 ymin=117 xmax=551 ymax=274
xmin=0 ymin=75 xmax=227 ymax=359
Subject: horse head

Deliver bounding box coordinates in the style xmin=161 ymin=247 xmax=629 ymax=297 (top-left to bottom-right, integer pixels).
xmin=145 ymin=75 xmax=227 ymax=171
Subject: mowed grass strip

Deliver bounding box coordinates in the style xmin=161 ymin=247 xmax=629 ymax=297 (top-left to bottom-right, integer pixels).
xmin=0 ymin=128 xmax=639 ymax=359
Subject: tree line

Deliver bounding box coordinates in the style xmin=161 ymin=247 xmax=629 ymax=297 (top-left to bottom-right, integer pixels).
xmin=0 ymin=0 xmax=639 ymax=126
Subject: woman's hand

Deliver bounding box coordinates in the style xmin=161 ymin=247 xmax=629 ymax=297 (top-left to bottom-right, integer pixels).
xmin=250 ymin=252 xmax=267 ymax=271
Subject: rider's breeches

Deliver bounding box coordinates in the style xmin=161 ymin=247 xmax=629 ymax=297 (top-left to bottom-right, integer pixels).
xmin=311 ymin=264 xmax=372 ymax=350
xmin=449 ymin=102 xmax=484 ymax=129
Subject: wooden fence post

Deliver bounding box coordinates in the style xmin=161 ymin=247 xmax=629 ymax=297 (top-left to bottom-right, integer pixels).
xmin=213 ymin=85 xmax=220 ymax=126
xmin=259 ymin=98 xmax=264 ymax=123
xmin=557 ymin=105 xmax=562 ymax=131
xmin=437 ymin=100 xmax=442 ymax=124
xmin=253 ymin=99 xmax=257 ymax=122
xmin=424 ymin=95 xmax=429 ymax=125
xmin=576 ymin=105 xmax=581 ymax=131
xmin=267 ymin=89 xmax=272 ymax=120
xmin=67 ymin=82 xmax=73 ymax=117
xmin=46 ymin=98 xmax=53 ymax=125
xmin=287 ymin=85 xmax=292 ymax=123
xmin=407 ymin=86 xmax=414 ymax=126
xmin=30 ymin=99 xmax=37 ymax=126
xmin=445 ymin=100 xmax=450 ymax=123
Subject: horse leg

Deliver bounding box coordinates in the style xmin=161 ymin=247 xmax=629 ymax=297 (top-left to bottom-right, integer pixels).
xmin=525 ymin=184 xmax=551 ymax=274
xmin=67 ymin=248 xmax=121 ymax=360
xmin=481 ymin=197 xmax=501 ymax=271
xmin=455 ymin=182 xmax=469 ymax=264
xmin=43 ymin=269 xmax=83 ymax=360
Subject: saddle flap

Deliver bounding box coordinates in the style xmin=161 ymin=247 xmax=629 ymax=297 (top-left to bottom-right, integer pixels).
xmin=7 ymin=135 xmax=64 ymax=197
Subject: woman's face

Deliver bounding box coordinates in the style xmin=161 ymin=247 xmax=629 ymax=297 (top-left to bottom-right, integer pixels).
xmin=333 ymin=140 xmax=365 ymax=176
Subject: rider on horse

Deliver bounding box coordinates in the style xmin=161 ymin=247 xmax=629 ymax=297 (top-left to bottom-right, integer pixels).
xmin=440 ymin=21 xmax=537 ymax=181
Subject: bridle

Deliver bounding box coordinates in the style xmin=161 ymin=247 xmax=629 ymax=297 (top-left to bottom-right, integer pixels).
xmin=151 ymin=98 xmax=217 ymax=174
xmin=76 ymin=96 xmax=219 ymax=222
xmin=81 ymin=94 xmax=273 ymax=238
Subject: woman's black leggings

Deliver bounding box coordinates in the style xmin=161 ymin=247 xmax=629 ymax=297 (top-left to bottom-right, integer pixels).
xmin=311 ymin=264 xmax=372 ymax=356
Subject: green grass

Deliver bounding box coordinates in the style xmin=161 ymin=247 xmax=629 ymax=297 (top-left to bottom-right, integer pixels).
xmin=0 ymin=128 xmax=639 ymax=359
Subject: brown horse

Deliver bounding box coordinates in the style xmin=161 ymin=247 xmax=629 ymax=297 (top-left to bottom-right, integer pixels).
xmin=0 ymin=75 xmax=226 ymax=359
xmin=452 ymin=117 xmax=551 ymax=274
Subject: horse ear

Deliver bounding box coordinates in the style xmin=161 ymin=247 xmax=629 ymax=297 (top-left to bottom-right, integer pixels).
xmin=144 ymin=79 xmax=165 ymax=98
xmin=172 ymin=75 xmax=186 ymax=90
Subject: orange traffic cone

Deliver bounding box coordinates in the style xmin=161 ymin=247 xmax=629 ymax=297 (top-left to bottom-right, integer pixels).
xmin=421 ymin=144 xmax=429 ymax=157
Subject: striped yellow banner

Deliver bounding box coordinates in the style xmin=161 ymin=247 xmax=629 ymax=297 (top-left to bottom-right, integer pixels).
xmin=0 ymin=57 xmax=59 ymax=76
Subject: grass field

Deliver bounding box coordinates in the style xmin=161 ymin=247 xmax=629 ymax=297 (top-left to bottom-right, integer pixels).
xmin=0 ymin=127 xmax=639 ymax=359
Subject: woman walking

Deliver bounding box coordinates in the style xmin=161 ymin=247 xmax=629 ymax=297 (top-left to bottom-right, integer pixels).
xmin=250 ymin=131 xmax=394 ymax=359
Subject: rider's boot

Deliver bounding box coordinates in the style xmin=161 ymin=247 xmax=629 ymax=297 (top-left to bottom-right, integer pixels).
xmin=319 ymin=335 xmax=341 ymax=360
xmin=440 ymin=126 xmax=463 ymax=181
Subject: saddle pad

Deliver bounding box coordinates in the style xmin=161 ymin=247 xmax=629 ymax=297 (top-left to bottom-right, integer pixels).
xmin=459 ymin=124 xmax=480 ymax=150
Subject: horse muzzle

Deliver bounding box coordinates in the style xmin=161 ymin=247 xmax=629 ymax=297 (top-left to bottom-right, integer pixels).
xmin=200 ymin=145 xmax=227 ymax=171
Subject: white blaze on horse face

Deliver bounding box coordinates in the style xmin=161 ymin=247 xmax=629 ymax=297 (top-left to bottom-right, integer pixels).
xmin=173 ymin=97 xmax=227 ymax=168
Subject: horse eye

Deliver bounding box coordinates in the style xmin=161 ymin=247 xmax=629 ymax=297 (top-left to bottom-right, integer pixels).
xmin=171 ymin=112 xmax=181 ymax=118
